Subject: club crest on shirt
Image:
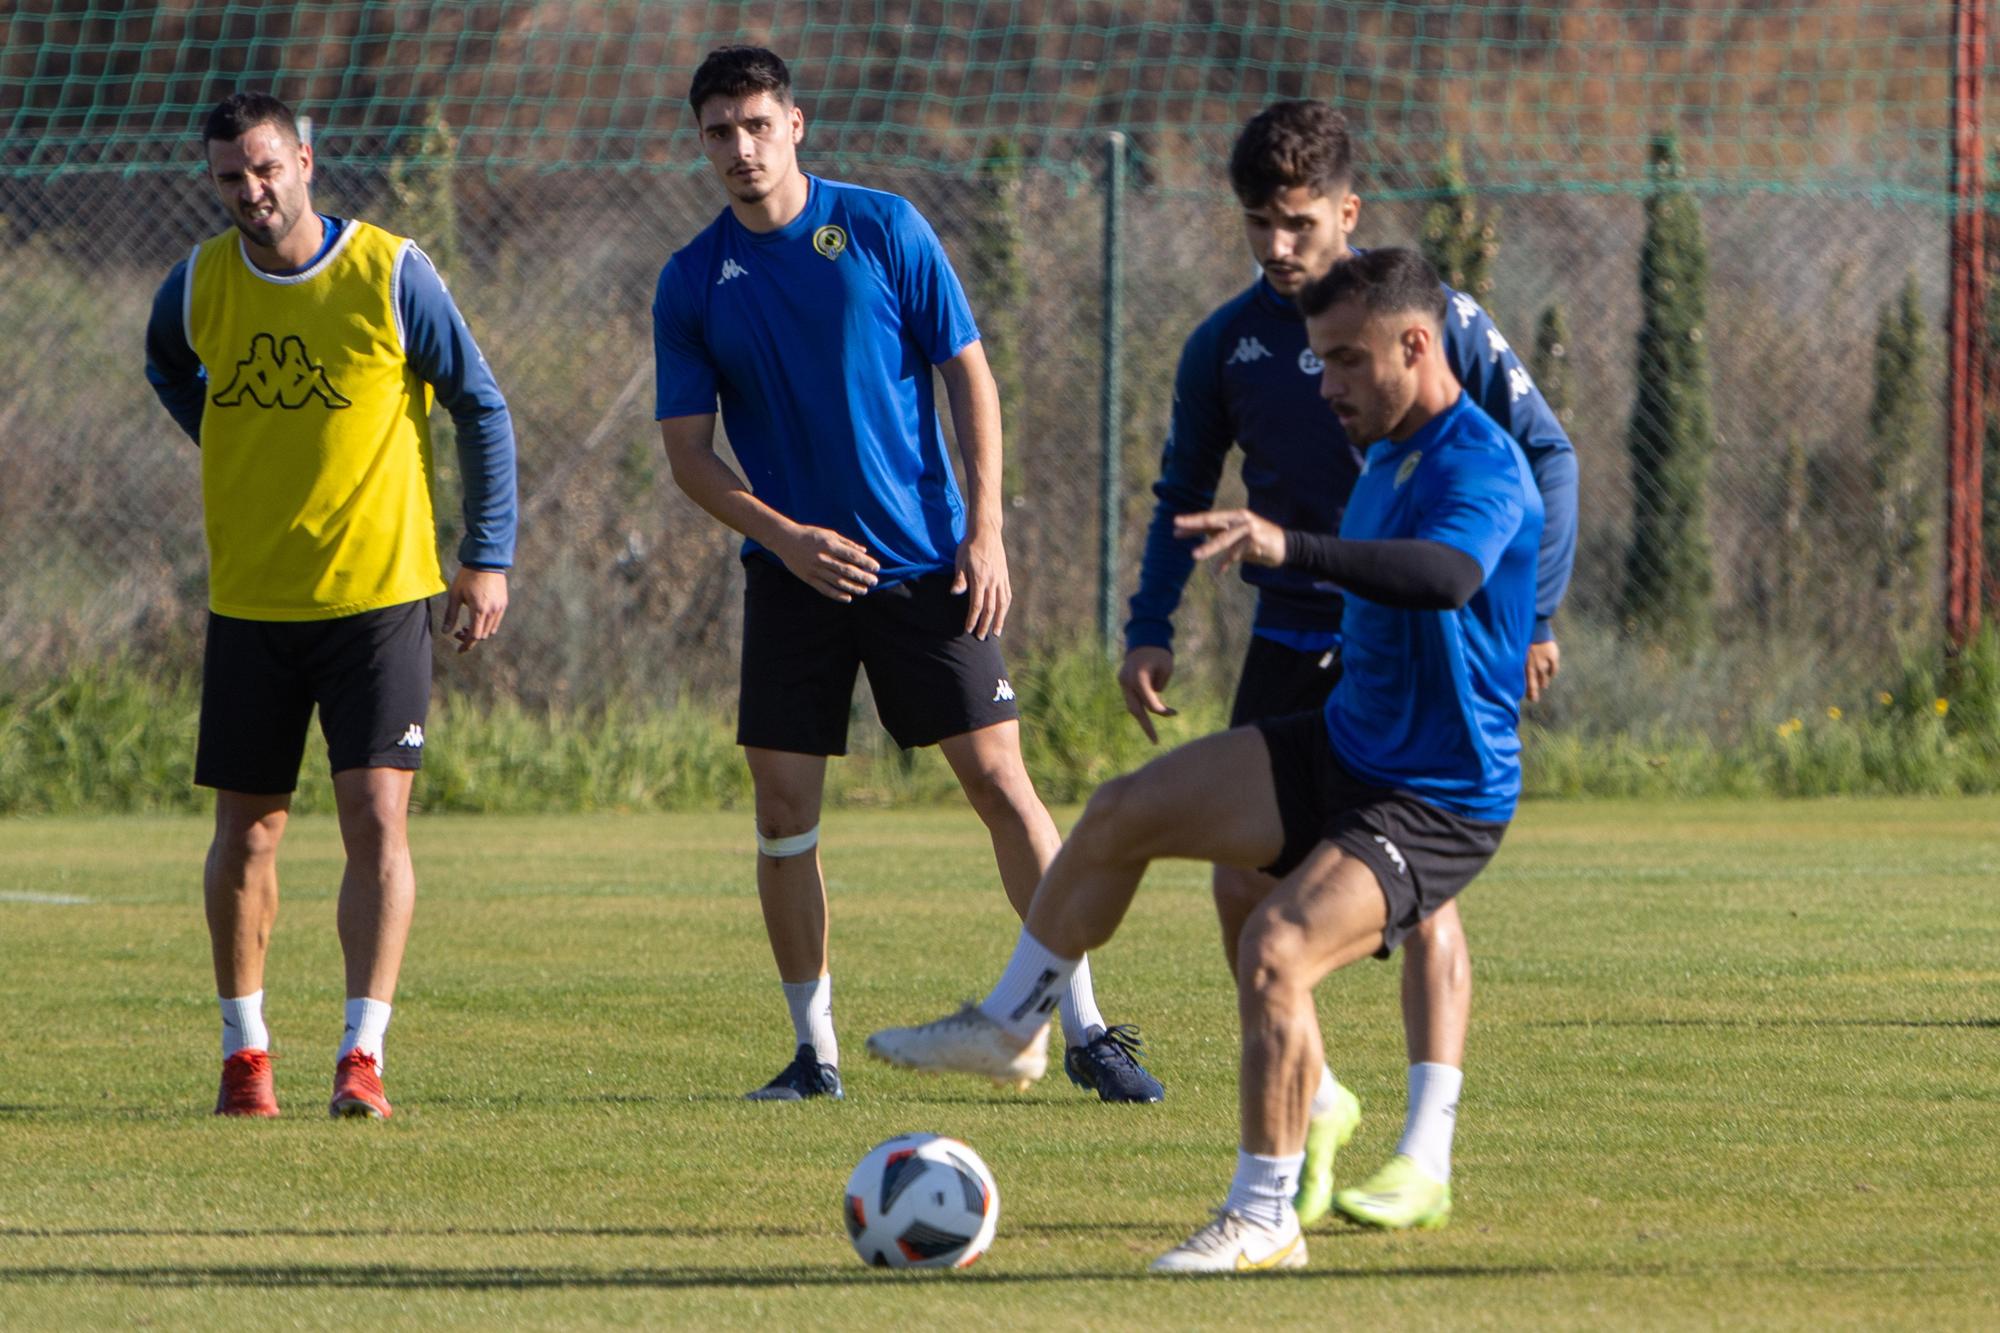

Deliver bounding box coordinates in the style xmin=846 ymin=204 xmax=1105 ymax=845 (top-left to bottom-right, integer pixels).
xmin=1395 ymin=451 xmax=1422 ymax=488
xmin=812 ymin=225 xmax=848 ymax=260
xmin=210 ymin=332 xmax=351 ymax=410
xmin=1298 ymin=347 xmax=1323 ymax=374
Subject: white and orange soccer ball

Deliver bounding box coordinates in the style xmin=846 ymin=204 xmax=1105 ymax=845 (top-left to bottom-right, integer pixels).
xmin=843 ymin=1133 xmax=999 ymax=1269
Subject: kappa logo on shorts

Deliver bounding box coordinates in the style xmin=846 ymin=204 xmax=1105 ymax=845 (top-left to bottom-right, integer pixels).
xmin=395 ymin=724 xmax=425 ymax=749
xmin=210 ymin=333 xmax=351 ymax=410
xmin=992 ymin=678 xmax=1015 ymax=703
xmin=1372 ymin=834 xmax=1408 ymax=876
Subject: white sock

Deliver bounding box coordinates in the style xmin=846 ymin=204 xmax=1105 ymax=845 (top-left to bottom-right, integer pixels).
xmin=218 ymin=990 xmax=268 ymax=1058
xmin=782 ymin=974 xmax=838 ymax=1067
xmin=339 ymin=997 xmax=393 ymax=1071
xmin=1224 ymin=1148 xmax=1305 ymax=1231
xmin=1309 ymin=1063 xmax=1342 ymax=1118
xmin=1058 ymin=955 xmax=1106 ymax=1045
xmin=1396 ymin=1061 xmax=1463 ymax=1182
xmin=979 ymin=927 xmax=1079 ymax=1039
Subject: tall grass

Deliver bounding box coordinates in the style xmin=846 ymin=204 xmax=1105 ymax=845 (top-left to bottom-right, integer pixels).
xmin=9 ymin=634 xmax=2000 ymax=815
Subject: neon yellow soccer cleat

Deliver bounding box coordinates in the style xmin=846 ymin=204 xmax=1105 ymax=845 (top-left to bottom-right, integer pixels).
xmin=1333 ymin=1154 xmax=1451 ymax=1230
xmin=1292 ymin=1081 xmax=1362 ymax=1227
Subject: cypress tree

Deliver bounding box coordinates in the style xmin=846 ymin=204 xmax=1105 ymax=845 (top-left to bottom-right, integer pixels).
xmin=1868 ymin=274 xmax=1934 ymax=635
xmin=386 ymin=108 xmax=458 ymax=278
xmin=1530 ymin=303 xmax=1571 ymax=425
xmin=969 ymin=138 xmax=1028 ymax=495
xmin=1620 ymin=135 xmax=1716 ymax=644
xmin=1420 ymin=141 xmax=1497 ymax=300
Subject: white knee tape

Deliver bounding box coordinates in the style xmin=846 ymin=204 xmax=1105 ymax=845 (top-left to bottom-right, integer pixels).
xmin=757 ymin=823 xmax=820 ymax=858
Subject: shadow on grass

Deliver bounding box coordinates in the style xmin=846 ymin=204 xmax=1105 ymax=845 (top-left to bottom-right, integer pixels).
xmin=0 ymin=1261 xmax=1560 ymax=1290
xmin=0 ymin=1222 xmax=1168 ymax=1241
xmin=0 ymin=1258 xmax=1983 ymax=1291
xmin=1527 ymin=1018 xmax=1999 ymax=1030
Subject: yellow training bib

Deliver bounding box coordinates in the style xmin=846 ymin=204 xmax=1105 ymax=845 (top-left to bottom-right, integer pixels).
xmin=186 ymin=220 xmax=442 ymax=620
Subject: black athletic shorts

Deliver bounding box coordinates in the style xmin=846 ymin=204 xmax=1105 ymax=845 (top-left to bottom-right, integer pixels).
xmin=195 ymin=598 xmax=433 ymax=794
xmin=1255 ymin=708 xmax=1507 ymax=957
xmin=737 ymin=554 xmax=1019 ymax=755
xmin=1229 ymin=633 xmax=1344 ymax=727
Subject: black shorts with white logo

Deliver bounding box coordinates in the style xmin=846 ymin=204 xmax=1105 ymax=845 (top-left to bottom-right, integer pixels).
xmin=1229 ymin=633 xmax=1344 ymax=727
xmin=195 ymin=598 xmax=433 ymax=794
xmin=737 ymin=554 xmax=1019 ymax=756
xmin=1254 ymin=708 xmax=1507 ymax=957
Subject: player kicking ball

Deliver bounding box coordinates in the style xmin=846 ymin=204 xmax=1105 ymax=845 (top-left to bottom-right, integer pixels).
xmin=869 ymin=248 xmax=1543 ymax=1272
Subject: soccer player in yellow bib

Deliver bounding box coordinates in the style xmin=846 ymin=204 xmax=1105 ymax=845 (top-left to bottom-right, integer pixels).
xmin=144 ymin=92 xmax=519 ymax=1120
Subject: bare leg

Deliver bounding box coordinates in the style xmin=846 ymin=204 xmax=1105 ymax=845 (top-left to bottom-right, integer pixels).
xmin=206 ymin=791 xmax=291 ymax=995
xmin=1022 ymin=727 xmax=1288 ymax=958
xmin=743 ymin=747 xmax=831 ymax=984
xmin=1235 ymin=848 xmax=1390 ymax=1155
xmin=1213 ymin=864 xmax=1276 ymax=974
xmin=938 ymin=720 xmax=1061 ymax=917
xmin=1401 ymin=900 xmax=1470 ymax=1067
xmin=333 ymin=767 xmax=416 ymax=1001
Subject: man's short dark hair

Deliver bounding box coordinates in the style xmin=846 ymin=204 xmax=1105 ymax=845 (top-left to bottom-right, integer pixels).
xmin=688 ymin=46 xmax=793 ymax=117
xmin=203 ymin=92 xmax=300 ymax=146
xmin=1298 ymin=248 xmax=1449 ymax=325
xmin=1228 ymin=100 xmax=1354 ymax=207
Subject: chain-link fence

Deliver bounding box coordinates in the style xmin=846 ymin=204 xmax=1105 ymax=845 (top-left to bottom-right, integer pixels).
xmin=1 ymin=1 xmax=1986 ymax=741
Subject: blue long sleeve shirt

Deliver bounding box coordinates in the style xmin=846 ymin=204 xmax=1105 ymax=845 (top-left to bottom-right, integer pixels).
xmin=1126 ymin=273 xmax=1578 ymax=652
xmin=144 ymin=215 xmax=520 ymax=569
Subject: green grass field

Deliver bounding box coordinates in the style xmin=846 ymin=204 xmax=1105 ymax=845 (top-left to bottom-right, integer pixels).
xmin=2 ymin=800 xmax=1996 ymax=1329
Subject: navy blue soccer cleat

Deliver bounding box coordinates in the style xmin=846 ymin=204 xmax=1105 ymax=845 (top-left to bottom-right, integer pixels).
xmin=1063 ymin=1024 xmax=1165 ymax=1104
xmin=745 ymin=1044 xmax=844 ymax=1102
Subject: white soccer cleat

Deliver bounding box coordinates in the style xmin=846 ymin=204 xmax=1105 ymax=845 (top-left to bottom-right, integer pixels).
xmin=865 ymin=1004 xmax=1050 ymax=1091
xmin=1149 ymin=1208 xmax=1307 ymax=1275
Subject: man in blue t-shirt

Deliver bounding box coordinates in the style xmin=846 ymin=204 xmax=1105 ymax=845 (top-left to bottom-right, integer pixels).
xmin=870 ymin=249 xmax=1539 ymax=1275
xmin=1117 ymin=100 xmax=1579 ymax=1226
xmin=652 ymin=46 xmax=1159 ymax=1105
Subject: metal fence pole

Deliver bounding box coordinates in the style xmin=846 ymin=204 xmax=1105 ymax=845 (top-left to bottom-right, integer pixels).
xmin=1098 ymin=131 xmax=1127 ymax=654
xmin=1945 ymin=0 xmax=1986 ymax=650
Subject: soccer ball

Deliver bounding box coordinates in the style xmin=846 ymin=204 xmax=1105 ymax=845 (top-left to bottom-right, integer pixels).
xmin=843 ymin=1133 xmax=999 ymax=1269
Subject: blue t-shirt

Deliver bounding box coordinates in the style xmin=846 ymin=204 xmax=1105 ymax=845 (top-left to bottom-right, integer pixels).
xmin=1325 ymin=393 xmax=1543 ymax=822
xmin=652 ymin=176 xmax=981 ymax=583
xmin=1125 ymin=272 xmax=1577 ymax=652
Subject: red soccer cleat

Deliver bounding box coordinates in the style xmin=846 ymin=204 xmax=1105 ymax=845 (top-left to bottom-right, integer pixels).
xmin=329 ymin=1050 xmax=393 ymax=1119
xmin=215 ymin=1049 xmax=279 ymax=1117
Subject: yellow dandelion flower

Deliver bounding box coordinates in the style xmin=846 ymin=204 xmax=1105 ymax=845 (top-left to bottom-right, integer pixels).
xmin=1877 ymin=691 xmax=1893 ymax=707
xmin=1934 ymin=697 xmax=1950 ymax=717
xmin=1826 ymin=706 xmax=1842 ymax=721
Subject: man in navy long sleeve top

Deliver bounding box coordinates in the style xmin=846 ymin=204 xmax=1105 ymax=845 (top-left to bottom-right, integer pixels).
xmin=1117 ymin=101 xmax=1579 ymax=1230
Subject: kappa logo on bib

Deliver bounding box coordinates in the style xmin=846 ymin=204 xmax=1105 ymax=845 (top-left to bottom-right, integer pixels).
xmin=813 ymin=225 xmax=848 ymax=260
xmin=210 ymin=332 xmax=352 ymax=411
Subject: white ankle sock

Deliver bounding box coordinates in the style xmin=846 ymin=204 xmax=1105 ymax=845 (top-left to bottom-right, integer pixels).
xmin=1396 ymin=1062 xmax=1463 ymax=1182
xmin=219 ymin=990 xmax=268 ymax=1058
xmin=782 ymin=974 xmax=838 ymax=1066
xmin=339 ymin=997 xmax=393 ymax=1070
xmin=1224 ymin=1148 xmax=1305 ymax=1231
xmin=979 ymin=927 xmax=1079 ymax=1039
xmin=1058 ymin=955 xmax=1106 ymax=1045
xmin=1309 ymin=1064 xmax=1343 ymax=1117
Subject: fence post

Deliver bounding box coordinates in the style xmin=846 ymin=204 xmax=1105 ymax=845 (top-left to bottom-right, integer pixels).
xmin=1945 ymin=0 xmax=1986 ymax=650
xmin=1098 ymin=131 xmax=1127 ymax=654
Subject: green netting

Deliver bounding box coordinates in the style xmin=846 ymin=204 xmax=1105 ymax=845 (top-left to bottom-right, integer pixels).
xmin=0 ymin=1 xmax=1975 ymax=205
